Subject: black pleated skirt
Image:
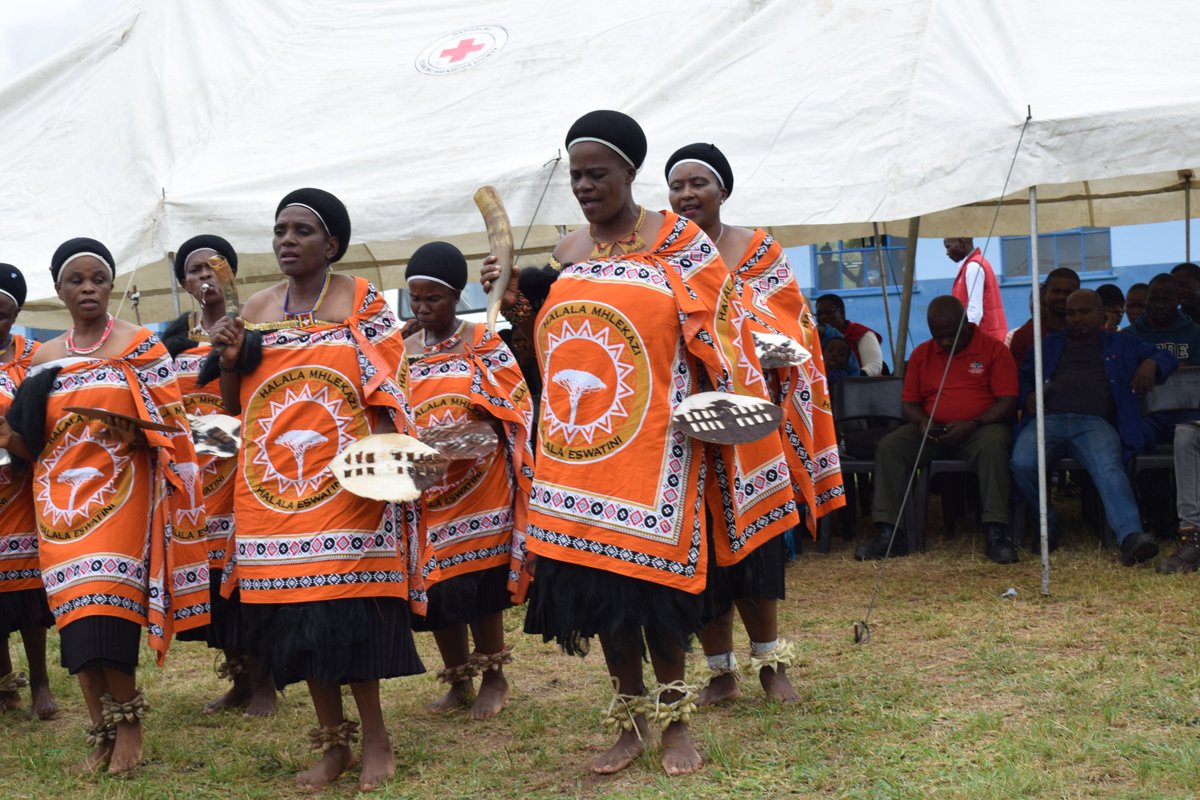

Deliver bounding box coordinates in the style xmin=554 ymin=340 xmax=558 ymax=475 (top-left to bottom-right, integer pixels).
xmin=175 ymin=571 xmax=241 ymax=650
xmin=240 ymin=596 xmax=424 ymax=690
xmin=702 ymin=533 xmax=788 ymax=621
xmin=0 ymin=587 xmax=53 ymax=635
xmin=60 ymin=615 xmax=142 ymax=675
xmin=522 ymin=556 xmax=704 ymax=663
xmin=412 ymin=564 xmax=513 ymax=632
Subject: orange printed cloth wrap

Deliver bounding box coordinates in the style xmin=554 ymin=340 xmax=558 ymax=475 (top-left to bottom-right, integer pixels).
xmin=526 ymin=212 xmax=798 ymax=593
xmin=231 ymin=278 xmax=431 ymax=612
xmin=0 ymin=336 xmax=41 ymax=592
xmin=33 ymin=331 xmax=207 ymax=664
xmin=732 ymin=229 xmax=845 ymax=534
xmin=408 ymin=325 xmax=534 ymax=603
xmin=174 ymin=342 xmax=236 ymax=580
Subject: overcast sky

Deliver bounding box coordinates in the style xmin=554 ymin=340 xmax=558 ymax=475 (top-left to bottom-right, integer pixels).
xmin=0 ymin=0 xmax=126 ymax=86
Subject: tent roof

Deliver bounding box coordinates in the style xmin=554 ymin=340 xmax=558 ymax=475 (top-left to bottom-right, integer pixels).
xmin=4 ymin=0 xmax=1200 ymax=327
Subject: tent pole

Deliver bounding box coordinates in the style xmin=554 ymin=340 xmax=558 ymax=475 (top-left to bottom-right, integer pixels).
xmin=872 ymin=222 xmax=896 ymax=367
xmin=1186 ymin=173 xmax=1193 ymax=263
xmin=893 ymin=216 xmax=920 ymax=378
xmin=168 ymin=253 xmax=181 ymax=318
xmin=1030 ymin=185 xmax=1050 ymax=596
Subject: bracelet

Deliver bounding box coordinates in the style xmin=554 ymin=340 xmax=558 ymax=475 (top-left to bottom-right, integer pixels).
xmin=219 ymin=361 xmax=237 ymax=373
xmin=500 ymin=291 xmax=533 ymax=325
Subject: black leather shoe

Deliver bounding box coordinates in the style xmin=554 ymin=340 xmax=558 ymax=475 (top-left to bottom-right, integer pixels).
xmin=984 ymin=523 xmax=1017 ymax=564
xmin=854 ymin=524 xmax=907 ymax=561
xmin=1120 ymin=531 xmax=1159 ymax=566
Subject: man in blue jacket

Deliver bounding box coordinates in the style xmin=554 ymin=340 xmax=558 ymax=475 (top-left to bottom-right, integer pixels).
xmin=1011 ymin=290 xmax=1177 ymax=565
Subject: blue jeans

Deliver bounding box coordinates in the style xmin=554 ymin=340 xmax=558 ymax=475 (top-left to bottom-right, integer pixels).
xmin=1010 ymin=414 xmax=1142 ymax=542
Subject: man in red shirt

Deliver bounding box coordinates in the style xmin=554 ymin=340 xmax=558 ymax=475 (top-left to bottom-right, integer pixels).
xmin=855 ymin=296 xmax=1019 ymax=563
xmin=945 ymin=238 xmax=1007 ymax=342
xmin=1008 ymin=267 xmax=1080 ymax=368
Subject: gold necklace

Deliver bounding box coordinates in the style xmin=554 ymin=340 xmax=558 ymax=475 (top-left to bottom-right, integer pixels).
xmin=589 ymin=205 xmax=648 ymax=257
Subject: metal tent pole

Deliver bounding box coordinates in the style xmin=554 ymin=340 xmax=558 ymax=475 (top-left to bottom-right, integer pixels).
xmin=893 ymin=217 xmax=921 ymax=378
xmin=872 ymin=222 xmax=897 ymax=366
xmin=1029 ymin=186 xmax=1050 ymax=595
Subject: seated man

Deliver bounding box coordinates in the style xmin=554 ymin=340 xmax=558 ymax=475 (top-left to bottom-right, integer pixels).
xmin=1127 ymin=273 xmax=1200 ymax=446
xmin=1095 ymin=283 xmax=1125 ymax=333
xmin=1122 ymin=282 xmax=1148 ymax=330
xmin=1010 ymin=290 xmax=1177 ymax=565
xmin=854 ymin=296 xmax=1018 ymax=563
xmin=1157 ymin=422 xmax=1200 ymax=574
xmin=816 ymin=293 xmax=887 ymax=376
xmin=1009 ymin=267 xmax=1080 ymax=369
xmin=1171 ymin=262 xmax=1200 ymax=324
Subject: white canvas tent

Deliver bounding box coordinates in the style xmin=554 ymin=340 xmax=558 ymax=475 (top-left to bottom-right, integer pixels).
xmin=2 ymin=0 xmax=1199 ymax=327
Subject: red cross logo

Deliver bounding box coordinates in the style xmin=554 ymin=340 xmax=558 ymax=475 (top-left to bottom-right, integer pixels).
xmin=440 ymin=37 xmax=485 ymax=63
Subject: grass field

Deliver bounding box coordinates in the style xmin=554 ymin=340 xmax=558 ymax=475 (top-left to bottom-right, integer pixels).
xmin=2 ymin=515 xmax=1199 ymax=799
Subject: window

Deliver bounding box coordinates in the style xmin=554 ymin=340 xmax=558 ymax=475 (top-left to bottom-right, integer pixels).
xmin=812 ymin=236 xmax=908 ymax=293
xmin=1000 ymin=227 xmax=1112 ymax=281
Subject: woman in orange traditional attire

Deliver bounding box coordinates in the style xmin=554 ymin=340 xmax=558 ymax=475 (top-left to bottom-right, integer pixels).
xmin=0 ymin=238 xmax=206 ymax=774
xmin=403 ymin=241 xmax=533 ymax=720
xmin=665 ymin=143 xmax=846 ymax=706
xmin=208 ymin=188 xmax=426 ymax=793
xmin=0 ymin=264 xmax=58 ymax=721
xmin=163 ymin=235 xmax=277 ymax=717
xmin=483 ymin=111 xmax=798 ymax=777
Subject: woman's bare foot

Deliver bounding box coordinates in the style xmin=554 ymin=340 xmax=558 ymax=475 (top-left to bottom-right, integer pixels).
xmin=108 ymin=720 xmax=144 ymax=775
xmin=590 ymin=718 xmax=648 ymax=774
xmin=660 ymin=721 xmax=702 ymax=776
xmin=428 ymin=679 xmax=474 ymax=713
xmin=468 ymin=670 xmax=509 ymax=720
xmin=71 ymin=742 xmax=114 ymax=776
xmin=243 ymin=683 xmax=278 ymax=718
xmin=203 ymin=676 xmax=252 ymax=714
xmin=31 ymin=683 xmax=58 ymax=720
xmin=0 ymin=690 xmax=19 ymax=711
xmin=296 ymin=744 xmax=355 ymax=792
xmin=358 ymin=733 xmax=394 ymax=792
xmin=696 ymin=672 xmax=740 ymax=707
xmin=759 ymin=665 xmax=799 ymax=704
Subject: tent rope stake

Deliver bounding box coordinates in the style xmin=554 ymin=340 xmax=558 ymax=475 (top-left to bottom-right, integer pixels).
xmin=854 ymin=107 xmax=1034 ymax=644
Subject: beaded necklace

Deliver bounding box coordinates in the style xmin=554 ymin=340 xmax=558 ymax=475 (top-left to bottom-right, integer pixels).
xmin=283 ymin=268 xmax=332 ymax=325
xmin=589 ymin=205 xmax=648 ymax=257
xmin=422 ymin=319 xmax=466 ymax=355
xmin=187 ymin=311 xmax=213 ymax=343
xmin=66 ymin=313 xmax=114 ymax=355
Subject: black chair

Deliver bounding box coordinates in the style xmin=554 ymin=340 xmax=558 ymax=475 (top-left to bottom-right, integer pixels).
xmin=826 ymin=377 xmax=917 ymax=553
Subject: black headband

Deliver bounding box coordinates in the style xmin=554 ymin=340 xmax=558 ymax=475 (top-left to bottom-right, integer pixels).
xmin=406 ymin=241 xmax=468 ymax=292
xmin=665 ymin=142 xmax=734 ymax=196
xmin=565 ymin=110 xmax=647 ymax=170
xmin=0 ymin=263 xmax=27 ymax=308
xmin=276 ymin=188 xmax=351 ymax=262
xmin=174 ymin=234 xmax=239 ymax=285
xmin=51 ymin=237 xmax=115 ymax=282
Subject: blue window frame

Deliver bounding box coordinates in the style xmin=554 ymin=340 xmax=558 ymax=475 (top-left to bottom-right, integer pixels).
xmin=812 ymin=236 xmax=908 ymax=294
xmin=1000 ymin=227 xmax=1112 ymax=282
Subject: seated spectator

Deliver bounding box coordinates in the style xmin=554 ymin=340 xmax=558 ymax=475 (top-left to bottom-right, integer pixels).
xmin=1123 ymin=282 xmax=1148 ymax=330
xmin=854 ymin=296 xmax=1018 ymax=563
xmin=1157 ymin=422 xmax=1200 ymax=574
xmin=1010 ymin=290 xmax=1177 ymax=565
xmin=1129 ymin=273 xmax=1200 ymax=365
xmin=815 ymin=294 xmax=887 ymax=376
xmin=1095 ymin=283 xmax=1125 ymax=333
xmin=1171 ymin=262 xmax=1200 ymax=323
xmin=1009 ymin=267 xmax=1080 ymax=368
xmin=820 ymin=332 xmax=859 ymax=384
xmin=1127 ymin=273 xmax=1200 ymax=445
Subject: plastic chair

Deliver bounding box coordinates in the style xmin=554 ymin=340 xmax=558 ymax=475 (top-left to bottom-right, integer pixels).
xmin=825 ymin=377 xmax=918 ymax=553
